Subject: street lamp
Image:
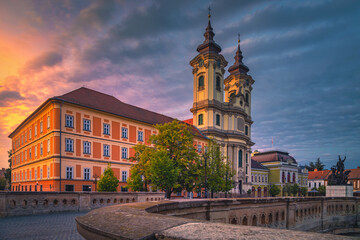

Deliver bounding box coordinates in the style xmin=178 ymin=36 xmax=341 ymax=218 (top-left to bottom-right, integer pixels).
xmin=93 ymin=174 xmax=99 ymax=192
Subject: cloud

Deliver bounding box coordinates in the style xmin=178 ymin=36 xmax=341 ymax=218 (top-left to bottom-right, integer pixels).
xmin=0 ymin=90 xmax=24 ymax=106
xmin=21 ymin=51 xmax=63 ymax=73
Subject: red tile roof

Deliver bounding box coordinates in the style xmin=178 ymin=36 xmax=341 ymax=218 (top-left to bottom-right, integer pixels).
xmin=348 ymin=167 xmax=360 ymax=180
xmin=308 ymin=170 xmax=331 ymax=180
xmin=54 ymin=87 xmax=207 ymax=140
xmin=252 ymin=150 xmax=297 ymax=164
xmin=183 ymin=118 xmax=193 ymax=125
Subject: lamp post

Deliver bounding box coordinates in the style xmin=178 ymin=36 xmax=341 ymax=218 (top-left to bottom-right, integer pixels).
xmin=93 ymin=174 xmax=99 ymax=192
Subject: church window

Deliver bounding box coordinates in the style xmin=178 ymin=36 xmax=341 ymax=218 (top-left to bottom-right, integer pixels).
xmin=216 ymin=114 xmax=220 ymax=126
xmin=198 ymin=76 xmax=204 ymax=90
xmin=216 ymin=59 xmax=221 ymax=68
xmin=245 ymin=93 xmax=249 ymax=103
xmin=245 ymin=125 xmax=249 ymax=136
xmin=238 ymin=150 xmax=243 ymax=168
xmin=216 ymin=76 xmax=221 ymax=91
xmin=198 ymin=114 xmax=203 ymax=125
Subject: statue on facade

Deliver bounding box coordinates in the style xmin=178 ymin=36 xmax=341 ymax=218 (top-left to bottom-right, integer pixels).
xmin=327 ymin=155 xmax=351 ymax=185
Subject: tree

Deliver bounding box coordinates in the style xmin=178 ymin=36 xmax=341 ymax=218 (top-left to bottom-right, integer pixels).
xmin=305 ymin=158 xmax=325 ymax=171
xmin=290 ymin=183 xmax=300 ymax=196
xmin=97 ymin=163 xmax=119 ymax=192
xmin=128 ymin=120 xmax=200 ymax=199
xmin=0 ymin=178 xmax=6 ymax=190
xmin=4 ymin=150 xmax=12 ymax=190
xmin=318 ymin=185 xmax=326 ymax=196
xmin=300 ymin=187 xmax=308 ymax=196
xmin=270 ymin=185 xmax=281 ymax=197
xmin=283 ymin=183 xmax=292 ymax=196
xmin=200 ymin=139 xmax=234 ymax=198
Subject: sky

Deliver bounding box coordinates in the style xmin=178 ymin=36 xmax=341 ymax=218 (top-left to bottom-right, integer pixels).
xmin=0 ymin=0 xmax=359 ymax=170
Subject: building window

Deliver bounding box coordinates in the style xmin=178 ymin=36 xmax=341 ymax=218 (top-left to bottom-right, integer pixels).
xmin=282 ymin=172 xmax=285 ymax=183
xmin=238 ymin=150 xmax=243 ymax=168
xmin=47 ymin=166 xmax=50 ymax=179
xmin=35 ymin=124 xmax=37 ymax=136
xmin=245 ymin=153 xmax=248 ymax=163
xmin=24 ymin=150 xmax=27 ymax=161
xmin=198 ymin=114 xmax=203 ymax=125
xmin=40 ymin=121 xmax=43 ymax=133
xmin=66 ymin=115 xmax=74 ymax=128
xmin=40 ymin=168 xmax=43 ymax=179
xmin=265 ymin=176 xmax=268 ymax=182
xmin=216 ymin=76 xmax=221 ymax=91
xmin=103 ymin=123 xmax=110 ymax=135
xmin=122 ymin=147 xmax=128 ymax=159
xmin=255 ymin=176 xmax=257 ymax=182
xmin=29 ymin=129 xmax=32 ymax=140
xmin=262 ymin=176 xmax=264 ymax=182
xmin=66 ymin=167 xmax=73 ymax=179
xmin=35 ymin=145 xmax=38 ymax=158
xmin=65 ymin=185 xmax=74 ymax=192
xmin=65 ymin=138 xmax=74 ymax=152
xmin=84 ymin=168 xmax=90 ymax=180
xmin=35 ymin=169 xmax=37 ymax=180
xmin=29 ymin=149 xmax=32 ymax=159
xmin=83 ymin=119 xmax=91 ymax=131
xmin=245 ymin=126 xmax=249 ymax=136
xmin=197 ymin=144 xmax=202 ymax=153
xmin=122 ymin=127 xmax=128 ymax=138
xmin=47 ymin=139 xmax=50 ymax=153
xmin=293 ymin=173 xmax=296 ymax=183
xmin=82 ymin=185 xmax=91 ymax=191
xmin=245 ymin=93 xmax=249 ymax=103
xmin=47 ymin=116 xmax=50 ymax=129
xmin=122 ymin=171 xmax=127 ymax=182
xmin=83 ymin=141 xmax=91 ymax=154
xmin=198 ymin=76 xmax=204 ymax=90
xmin=319 ymin=182 xmax=321 ymax=187
xmin=138 ymin=131 xmax=143 ymax=141
xmin=25 ymin=132 xmax=27 ymax=142
xmin=287 ymin=172 xmax=290 ymax=183
xmin=309 ymin=183 xmax=311 ymax=188
xmin=251 ymin=175 xmax=254 ymax=182
xmin=40 ymin=142 xmax=43 ymax=155
xmin=29 ymin=171 xmax=32 ymax=180
xmin=216 ymin=114 xmax=220 ymax=126
xmin=103 ymin=144 xmax=110 ymax=157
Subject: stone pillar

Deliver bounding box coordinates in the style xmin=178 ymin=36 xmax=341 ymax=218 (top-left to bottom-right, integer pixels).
xmin=79 ymin=193 xmax=91 ymax=211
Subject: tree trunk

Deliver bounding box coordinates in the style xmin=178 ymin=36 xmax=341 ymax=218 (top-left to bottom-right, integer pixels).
xmin=165 ymin=189 xmax=172 ymax=199
xmin=211 ymin=190 xmax=214 ymax=198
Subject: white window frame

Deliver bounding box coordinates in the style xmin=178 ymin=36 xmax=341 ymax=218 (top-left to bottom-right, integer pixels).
xmin=122 ymin=171 xmax=127 ymax=182
xmin=66 ymin=167 xmax=73 ymax=179
xmin=197 ymin=144 xmax=202 ymax=153
xmin=103 ymin=123 xmax=110 ymax=135
xmin=65 ymin=115 xmax=74 ymax=128
xmin=83 ymin=141 xmax=91 ymax=154
xmin=35 ymin=124 xmax=37 ymax=136
xmin=29 ymin=129 xmax=32 ymax=140
xmin=84 ymin=168 xmax=90 ymax=180
xmin=40 ymin=168 xmax=43 ymax=179
xmin=47 ymin=139 xmax=50 ymax=153
xmin=29 ymin=170 xmax=32 ymax=180
xmin=35 ymin=169 xmax=37 ymax=180
xmin=47 ymin=166 xmax=50 ymax=179
xmin=122 ymin=127 xmax=128 ymax=138
xmin=25 ymin=132 xmax=27 ymax=142
xmin=47 ymin=116 xmax=50 ymax=129
xmin=35 ymin=145 xmax=38 ymax=157
xmin=138 ymin=131 xmax=143 ymax=141
xmin=40 ymin=142 xmax=43 ymax=155
xmin=103 ymin=144 xmax=110 ymax=157
xmin=65 ymin=138 xmax=74 ymax=152
xmin=25 ymin=171 xmax=27 ymax=181
xmin=40 ymin=121 xmax=43 ymax=133
xmin=121 ymin=147 xmax=128 ymax=159
xmin=83 ymin=119 xmax=91 ymax=131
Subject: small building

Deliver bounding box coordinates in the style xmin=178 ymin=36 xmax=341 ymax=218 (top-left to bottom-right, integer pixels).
xmin=307 ymin=169 xmax=331 ymax=190
xmin=252 ymin=150 xmax=305 ymax=196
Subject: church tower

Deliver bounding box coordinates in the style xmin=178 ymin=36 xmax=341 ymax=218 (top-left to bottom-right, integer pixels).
xmin=190 ymin=11 xmax=255 ymax=195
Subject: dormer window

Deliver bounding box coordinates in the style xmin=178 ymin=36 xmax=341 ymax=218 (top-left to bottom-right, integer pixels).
xmin=198 ymin=114 xmax=203 ymax=125
xmin=198 ymin=76 xmax=204 ymax=90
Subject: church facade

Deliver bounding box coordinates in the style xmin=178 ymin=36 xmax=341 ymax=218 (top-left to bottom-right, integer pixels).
xmin=188 ymin=14 xmax=254 ymax=194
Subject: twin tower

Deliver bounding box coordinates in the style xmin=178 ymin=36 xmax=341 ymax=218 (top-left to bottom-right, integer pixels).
xmin=189 ymin=14 xmax=255 ymax=194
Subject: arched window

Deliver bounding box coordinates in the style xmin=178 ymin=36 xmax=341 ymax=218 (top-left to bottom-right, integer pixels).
xmin=238 ymin=150 xmax=243 ymax=168
xmin=287 ymin=172 xmax=290 ymax=183
xmin=198 ymin=114 xmax=203 ymax=125
xmin=198 ymin=76 xmax=204 ymax=90
xmin=282 ymin=172 xmax=285 ymax=183
xmin=245 ymin=125 xmax=249 ymax=136
xmin=216 ymin=114 xmax=220 ymax=126
xmin=245 ymin=93 xmax=249 ymax=103
xmin=216 ymin=76 xmax=221 ymax=91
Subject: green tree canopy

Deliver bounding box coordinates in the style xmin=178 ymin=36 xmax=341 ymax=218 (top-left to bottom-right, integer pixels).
xmin=127 ymin=120 xmax=200 ymax=199
xmin=318 ymin=185 xmax=326 ymax=196
xmin=290 ymin=183 xmax=300 ymax=196
xmin=270 ymin=184 xmax=281 ymax=197
xmin=300 ymin=187 xmax=308 ymax=196
xmin=305 ymin=158 xmax=325 ymax=171
xmin=97 ymin=163 xmax=119 ymax=192
xmin=200 ymin=139 xmax=234 ymax=198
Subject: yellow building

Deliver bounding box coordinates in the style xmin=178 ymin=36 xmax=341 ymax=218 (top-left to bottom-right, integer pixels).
xmin=252 ymin=150 xmax=307 ymax=196
xmin=251 ymin=159 xmax=269 ymax=197
xmin=9 ymin=88 xmax=207 ymax=192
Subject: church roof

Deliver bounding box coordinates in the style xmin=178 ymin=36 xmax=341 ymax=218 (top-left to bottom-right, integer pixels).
xmin=251 ymin=159 xmax=269 ymax=170
xmin=228 ymin=37 xmax=249 ymax=74
xmin=251 ymin=150 xmax=297 ymax=164
xmin=196 ymin=16 xmax=221 ymax=54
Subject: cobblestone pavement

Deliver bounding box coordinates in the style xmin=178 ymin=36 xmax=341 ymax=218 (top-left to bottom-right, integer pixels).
xmin=0 ymin=211 xmax=88 ymax=240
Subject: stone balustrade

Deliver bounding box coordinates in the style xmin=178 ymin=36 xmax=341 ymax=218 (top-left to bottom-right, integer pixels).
xmin=76 ymin=197 xmax=360 ymax=239
xmin=0 ymin=191 xmax=164 ymax=217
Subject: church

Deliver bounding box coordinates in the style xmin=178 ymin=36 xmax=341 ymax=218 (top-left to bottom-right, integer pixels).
xmin=8 ymin=12 xmax=307 ymax=195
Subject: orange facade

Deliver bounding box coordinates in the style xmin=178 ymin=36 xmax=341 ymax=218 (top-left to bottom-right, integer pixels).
xmin=9 ymin=88 xmax=207 ymax=192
